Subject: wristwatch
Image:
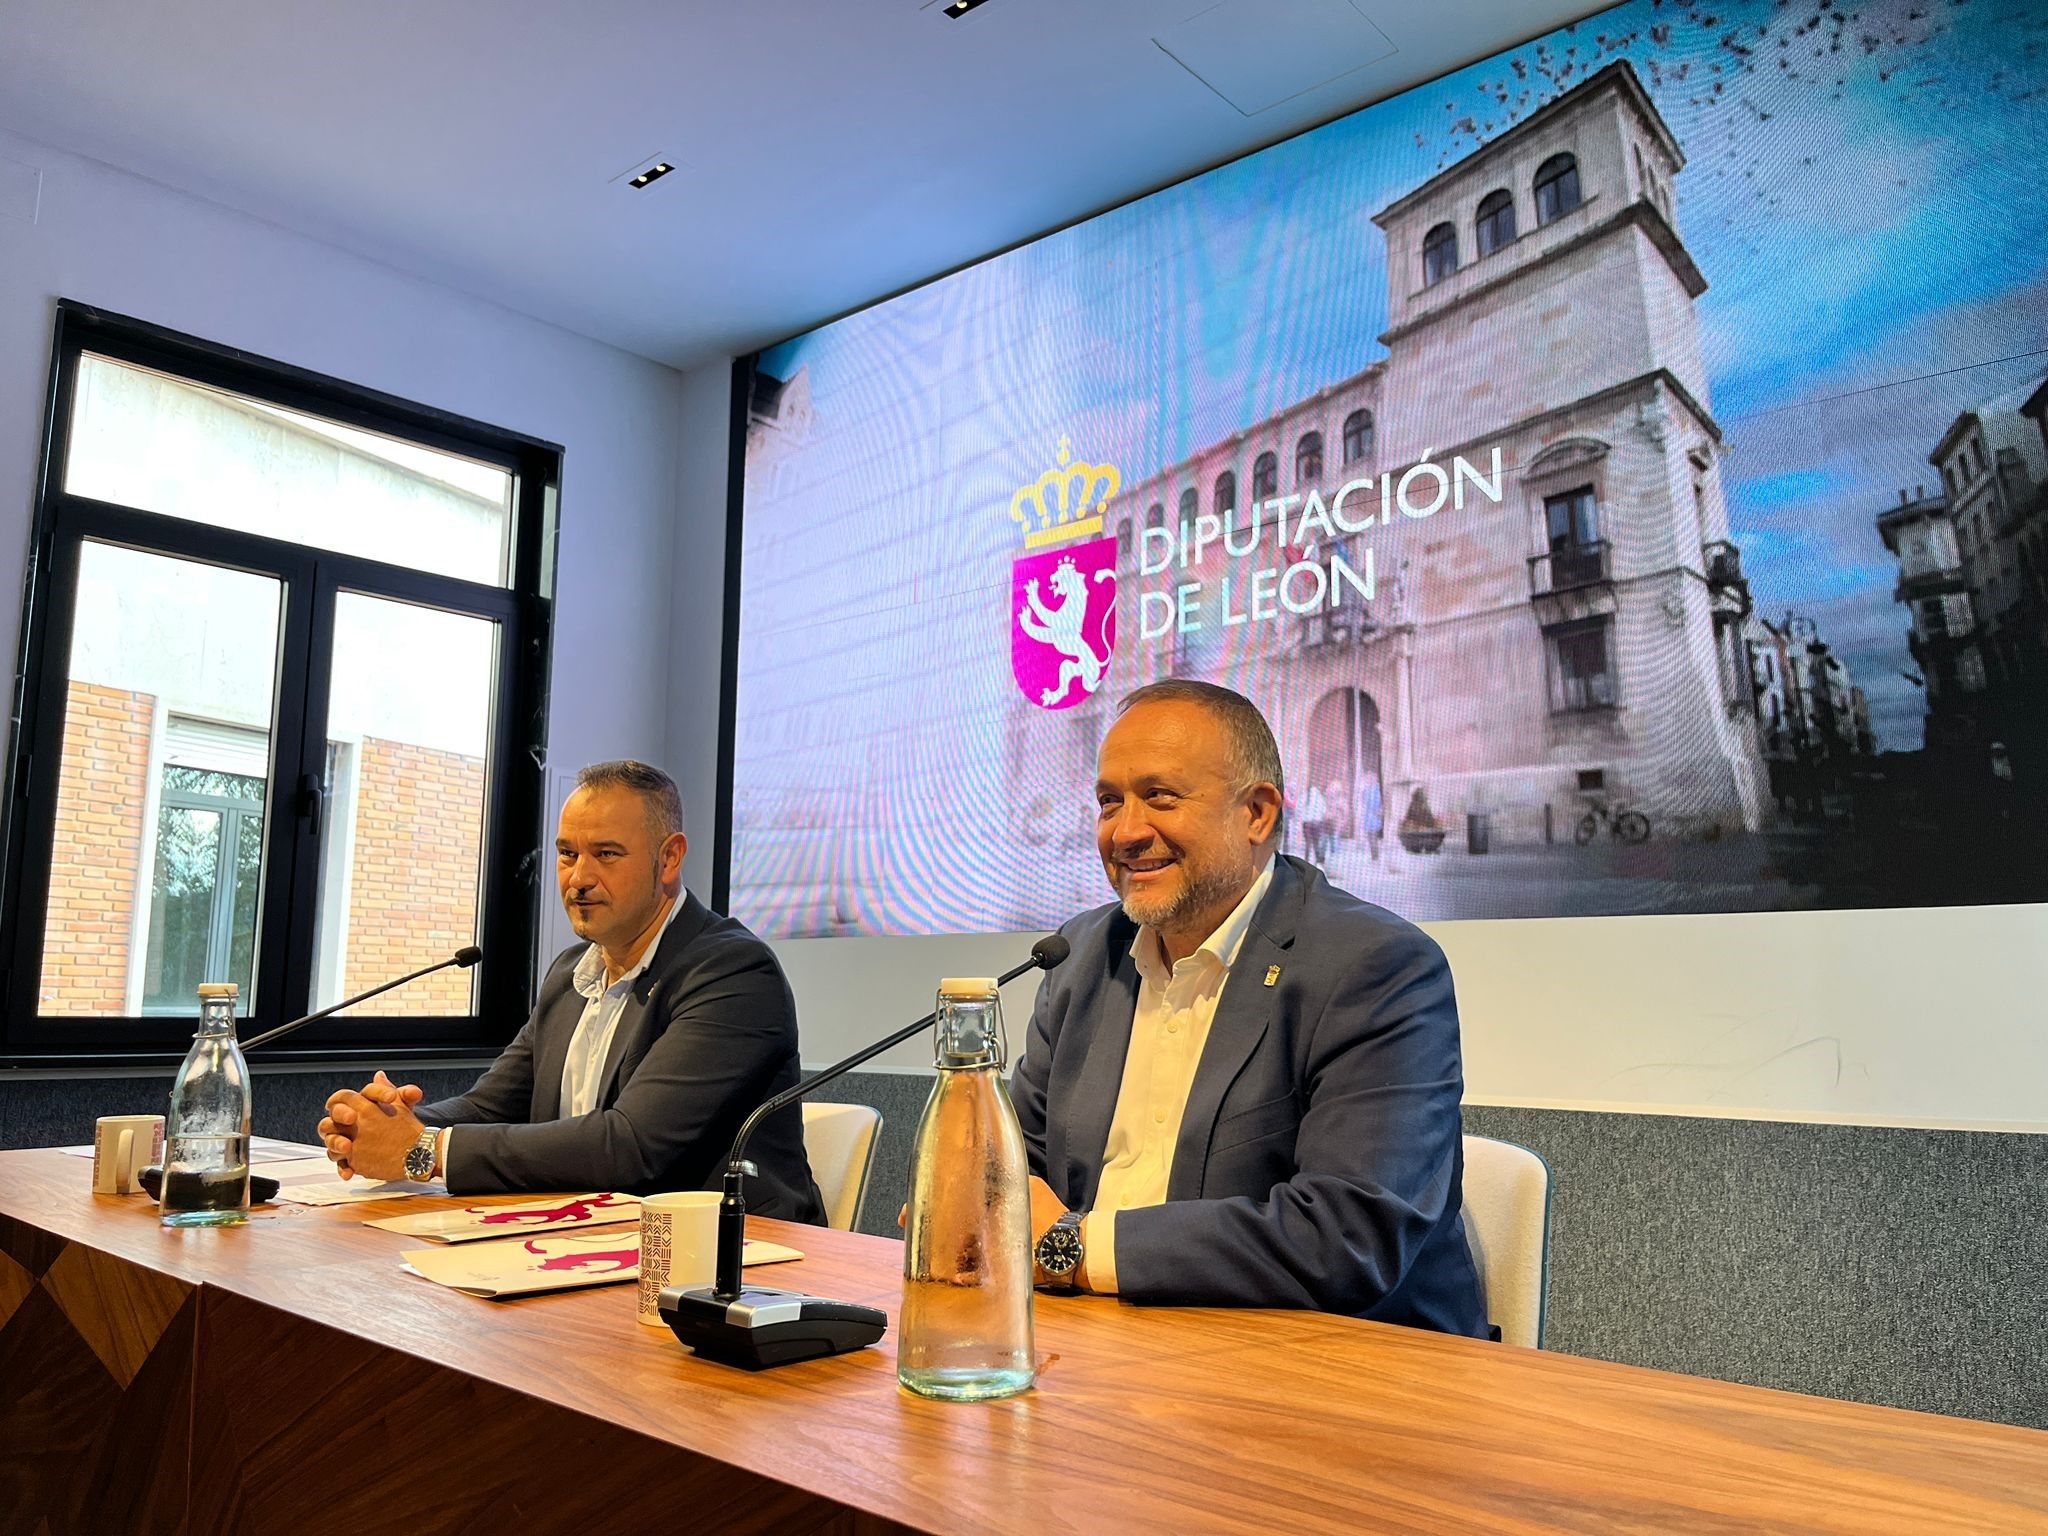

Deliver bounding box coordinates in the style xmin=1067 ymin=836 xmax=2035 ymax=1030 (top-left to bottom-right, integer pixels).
xmin=1034 ymin=1210 xmax=1085 ymax=1284
xmin=403 ymin=1127 xmax=439 ymax=1183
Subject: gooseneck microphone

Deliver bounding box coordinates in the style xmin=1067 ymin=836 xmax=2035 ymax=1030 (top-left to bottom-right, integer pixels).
xmin=660 ymin=933 xmax=1070 ymax=1371
xmin=239 ymin=946 xmax=484 ymax=1050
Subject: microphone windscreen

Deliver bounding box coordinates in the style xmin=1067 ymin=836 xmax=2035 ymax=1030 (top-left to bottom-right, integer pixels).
xmin=1031 ymin=934 xmax=1070 ymax=970
xmin=454 ymin=946 xmax=485 ymax=967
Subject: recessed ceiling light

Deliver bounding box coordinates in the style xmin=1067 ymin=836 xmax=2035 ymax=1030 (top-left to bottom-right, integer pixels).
xmin=944 ymin=0 xmax=992 ymax=16
xmin=629 ymin=162 xmax=675 ymax=189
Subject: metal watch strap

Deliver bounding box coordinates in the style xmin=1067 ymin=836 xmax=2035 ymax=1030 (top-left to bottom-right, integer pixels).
xmin=1036 ymin=1209 xmax=1085 ymax=1281
xmin=403 ymin=1127 xmax=438 ymax=1181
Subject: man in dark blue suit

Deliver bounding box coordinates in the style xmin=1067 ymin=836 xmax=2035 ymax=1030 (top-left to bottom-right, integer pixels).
xmin=1011 ymin=682 xmax=1491 ymax=1337
xmin=316 ymin=761 xmax=822 ymax=1221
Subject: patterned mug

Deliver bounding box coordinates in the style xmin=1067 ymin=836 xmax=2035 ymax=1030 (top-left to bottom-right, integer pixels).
xmin=636 ymin=1190 xmax=721 ymax=1327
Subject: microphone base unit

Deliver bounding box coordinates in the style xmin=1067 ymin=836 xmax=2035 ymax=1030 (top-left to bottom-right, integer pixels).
xmin=661 ymin=1284 xmax=886 ymax=1371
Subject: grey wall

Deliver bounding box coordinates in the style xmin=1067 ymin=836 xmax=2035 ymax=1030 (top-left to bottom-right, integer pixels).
xmin=0 ymin=126 xmax=703 ymax=879
xmin=798 ymin=1076 xmax=2048 ymax=1431
xmin=6 ymin=1070 xmax=2042 ymax=1432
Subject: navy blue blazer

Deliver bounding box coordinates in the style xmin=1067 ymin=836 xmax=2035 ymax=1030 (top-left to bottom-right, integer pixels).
xmin=1011 ymin=855 xmax=1491 ymax=1337
xmin=416 ymin=893 xmax=824 ymax=1222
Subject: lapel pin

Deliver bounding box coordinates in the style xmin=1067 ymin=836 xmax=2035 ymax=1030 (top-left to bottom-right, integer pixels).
xmin=1263 ymin=965 xmax=1281 ymax=988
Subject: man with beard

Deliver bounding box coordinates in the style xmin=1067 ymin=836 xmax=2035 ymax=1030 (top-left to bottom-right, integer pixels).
xmin=1011 ymin=682 xmax=1491 ymax=1336
xmin=315 ymin=760 xmax=823 ymax=1221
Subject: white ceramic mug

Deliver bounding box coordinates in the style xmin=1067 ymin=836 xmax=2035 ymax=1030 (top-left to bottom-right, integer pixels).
xmin=636 ymin=1190 xmax=722 ymax=1327
xmin=92 ymin=1114 xmax=164 ymax=1195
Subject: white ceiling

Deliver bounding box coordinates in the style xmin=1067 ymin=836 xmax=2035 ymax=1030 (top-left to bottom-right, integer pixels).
xmin=0 ymin=0 xmax=1603 ymax=369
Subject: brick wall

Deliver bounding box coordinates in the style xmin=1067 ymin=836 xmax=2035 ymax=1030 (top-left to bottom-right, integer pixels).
xmin=40 ymin=682 xmax=153 ymax=1013
xmin=33 ymin=695 xmax=484 ymax=1018
xmin=343 ymin=737 xmax=485 ymax=1015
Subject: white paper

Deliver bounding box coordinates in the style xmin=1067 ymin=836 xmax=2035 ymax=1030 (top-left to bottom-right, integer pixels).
xmin=271 ymin=1172 xmax=445 ymax=1205
xmin=62 ymin=1136 xmax=327 ymax=1164
xmin=366 ymin=1193 xmax=639 ymax=1242
xmin=400 ymin=1231 xmax=804 ymax=1299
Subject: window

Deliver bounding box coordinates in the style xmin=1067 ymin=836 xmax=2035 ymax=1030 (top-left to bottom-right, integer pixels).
xmin=1544 ymin=485 xmax=1604 ymax=588
xmin=1548 ymin=619 xmax=1616 ymax=712
xmin=1147 ymin=502 xmax=1167 ymax=531
xmin=1296 ymin=432 xmax=1324 ymax=485
xmin=1252 ymin=451 xmax=1278 ymax=500
xmin=1423 ymin=222 xmax=1459 ymax=286
xmin=1342 ymin=410 xmax=1375 ymax=464
xmin=1214 ymin=470 xmax=1237 ymax=518
xmin=1959 ymin=648 xmax=1988 ymax=692
xmin=1177 ymin=487 xmax=1198 ymax=530
xmin=1534 ymin=153 xmax=1581 ymax=225
xmin=144 ymin=744 xmax=266 ymax=1015
xmin=2 ymin=302 xmax=557 ymax=1060
xmin=1118 ymin=517 xmax=1134 ymax=559
xmin=1475 ymin=189 xmax=1516 ymax=257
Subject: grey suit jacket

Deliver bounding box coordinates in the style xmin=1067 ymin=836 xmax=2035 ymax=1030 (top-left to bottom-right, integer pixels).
xmin=1011 ymin=855 xmax=1491 ymax=1337
xmin=417 ymin=893 xmax=824 ymax=1222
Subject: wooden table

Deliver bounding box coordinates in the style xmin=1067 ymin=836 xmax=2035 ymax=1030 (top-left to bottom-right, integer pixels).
xmin=3 ymin=1147 xmax=2044 ymax=1535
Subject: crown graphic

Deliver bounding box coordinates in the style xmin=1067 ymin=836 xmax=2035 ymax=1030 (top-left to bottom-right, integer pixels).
xmin=1009 ymin=437 xmax=1121 ymax=552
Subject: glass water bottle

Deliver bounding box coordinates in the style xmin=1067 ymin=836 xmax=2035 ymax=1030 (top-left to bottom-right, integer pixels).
xmin=160 ymin=982 xmax=253 ymax=1228
xmin=898 ymin=977 xmax=1035 ymax=1401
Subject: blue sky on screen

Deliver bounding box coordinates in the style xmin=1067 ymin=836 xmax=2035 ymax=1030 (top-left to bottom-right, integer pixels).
xmin=762 ymin=0 xmax=2048 ymax=749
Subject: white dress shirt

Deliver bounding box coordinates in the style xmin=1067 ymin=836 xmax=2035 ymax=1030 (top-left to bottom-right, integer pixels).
xmin=1084 ymin=856 xmax=1275 ymax=1293
xmin=437 ymin=895 xmax=683 ymax=1177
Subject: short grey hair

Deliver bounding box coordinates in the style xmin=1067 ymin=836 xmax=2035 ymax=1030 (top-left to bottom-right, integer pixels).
xmin=575 ymin=760 xmax=683 ymax=840
xmin=1117 ymin=680 xmax=1285 ymax=801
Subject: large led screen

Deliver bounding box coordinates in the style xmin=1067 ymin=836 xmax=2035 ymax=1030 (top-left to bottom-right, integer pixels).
xmin=731 ymin=0 xmax=2048 ymax=940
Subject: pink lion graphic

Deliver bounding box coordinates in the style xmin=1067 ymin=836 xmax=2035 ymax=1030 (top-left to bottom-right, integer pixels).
xmin=523 ymin=1239 xmax=638 ymax=1275
xmin=475 ymin=1193 xmax=633 ymax=1227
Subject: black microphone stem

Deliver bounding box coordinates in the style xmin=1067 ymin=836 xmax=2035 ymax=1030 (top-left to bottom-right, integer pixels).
xmin=710 ymin=951 xmax=1044 ymax=1301
xmin=239 ymin=951 xmax=473 ymax=1050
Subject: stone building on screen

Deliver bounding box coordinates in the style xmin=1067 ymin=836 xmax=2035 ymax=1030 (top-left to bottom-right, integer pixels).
xmin=1023 ymin=60 xmax=1772 ymax=855
xmin=1877 ymin=376 xmax=2048 ymax=779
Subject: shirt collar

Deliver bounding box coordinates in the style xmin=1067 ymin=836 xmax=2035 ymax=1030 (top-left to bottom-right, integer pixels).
xmin=1131 ymin=855 xmax=1276 ymax=984
xmin=572 ymin=892 xmax=685 ymax=1001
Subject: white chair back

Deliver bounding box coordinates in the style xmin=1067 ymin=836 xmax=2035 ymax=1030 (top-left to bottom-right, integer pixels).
xmin=802 ymin=1101 xmax=882 ymax=1232
xmin=1460 ymin=1133 xmax=1552 ymax=1348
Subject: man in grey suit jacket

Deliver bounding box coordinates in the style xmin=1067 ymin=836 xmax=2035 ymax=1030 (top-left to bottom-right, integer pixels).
xmin=1011 ymin=683 xmax=1490 ymax=1337
xmin=317 ymin=761 xmax=822 ymax=1221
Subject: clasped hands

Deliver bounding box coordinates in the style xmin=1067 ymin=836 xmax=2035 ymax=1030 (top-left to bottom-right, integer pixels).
xmin=319 ymin=1071 xmax=428 ymax=1182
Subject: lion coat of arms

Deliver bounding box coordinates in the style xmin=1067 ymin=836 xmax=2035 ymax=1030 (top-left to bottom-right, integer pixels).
xmin=1008 ymin=439 xmax=1120 ymax=711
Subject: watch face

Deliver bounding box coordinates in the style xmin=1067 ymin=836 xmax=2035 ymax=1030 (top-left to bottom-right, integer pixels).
xmin=404 ymin=1136 xmax=436 ymax=1180
xmin=1036 ymin=1222 xmax=1083 ymax=1275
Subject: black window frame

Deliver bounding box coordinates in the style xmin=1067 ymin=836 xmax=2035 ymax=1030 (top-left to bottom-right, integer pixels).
xmin=1542 ymin=484 xmax=1607 ymax=591
xmin=0 ymin=301 xmax=560 ymax=1066
xmin=1475 ymin=188 xmax=1517 ymax=256
xmin=1251 ymin=451 xmax=1278 ymax=501
xmin=1422 ymin=222 xmax=1459 ymax=286
xmin=1534 ymin=153 xmax=1582 ymax=225
xmin=1295 ymin=431 xmax=1324 ymax=486
xmin=1342 ymin=410 xmax=1375 ymax=464
xmin=1213 ymin=469 xmax=1237 ymax=518
xmin=1546 ymin=617 xmax=1617 ymax=714
xmin=1546 ymin=485 xmax=1601 ymax=554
